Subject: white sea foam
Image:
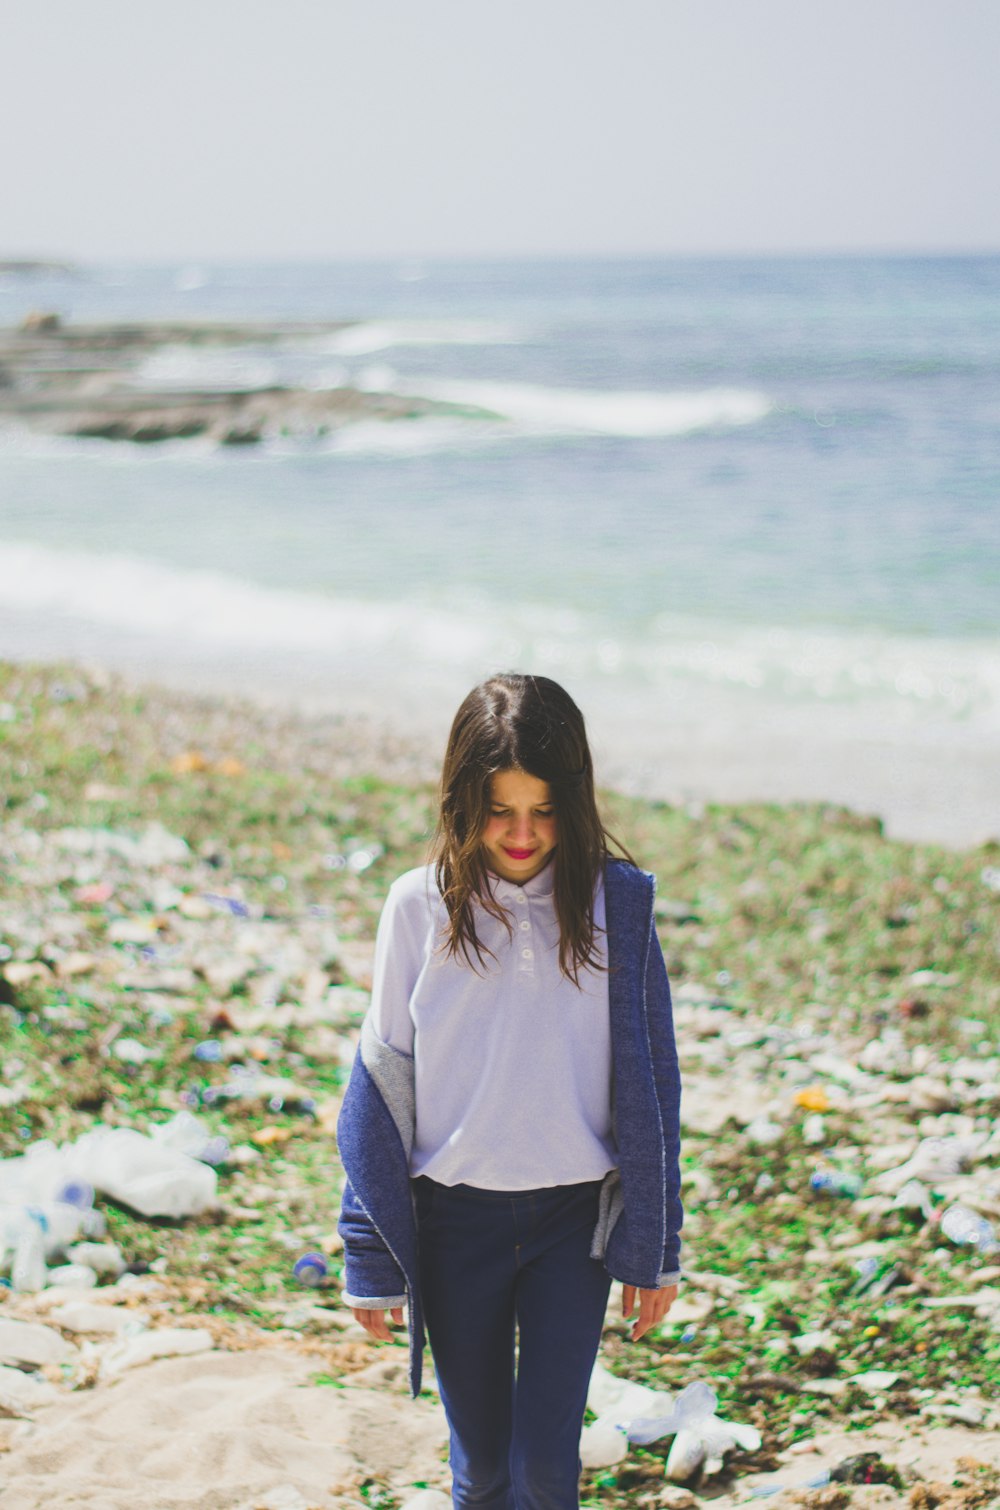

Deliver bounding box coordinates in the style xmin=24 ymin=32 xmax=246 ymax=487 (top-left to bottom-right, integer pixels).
xmin=2 ymin=540 xmax=997 ymax=733
xmin=355 ymin=376 xmax=773 ymax=438
xmin=320 ymin=319 xmax=523 ymax=356
xmin=133 ymin=347 xmax=280 ymax=392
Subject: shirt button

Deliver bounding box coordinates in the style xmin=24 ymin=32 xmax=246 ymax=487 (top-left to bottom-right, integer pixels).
xmin=519 ymin=920 xmax=530 ymax=931
xmin=521 ymin=948 xmax=533 ymax=959
xmin=515 ymin=893 xmax=527 ymax=905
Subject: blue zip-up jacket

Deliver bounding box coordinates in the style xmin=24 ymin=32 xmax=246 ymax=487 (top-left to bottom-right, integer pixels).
xmin=336 ymin=857 xmax=684 ymax=1397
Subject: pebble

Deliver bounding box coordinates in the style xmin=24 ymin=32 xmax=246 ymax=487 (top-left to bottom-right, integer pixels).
xmin=800 ymin=1378 xmax=848 ymax=1397
xmin=849 ymin=1369 xmax=899 ymax=1393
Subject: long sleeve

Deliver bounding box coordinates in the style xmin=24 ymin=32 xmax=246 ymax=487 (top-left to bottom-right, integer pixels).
xmin=367 ymin=873 xmax=432 ymax=1056
xmin=336 ymin=872 xmax=430 ymax=1310
xmin=644 ymin=915 xmax=685 ymax=1284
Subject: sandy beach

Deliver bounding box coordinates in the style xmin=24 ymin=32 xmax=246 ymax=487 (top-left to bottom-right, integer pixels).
xmin=1 ymin=656 xmax=999 ymax=1509
xmin=0 ymin=620 xmax=997 ymax=854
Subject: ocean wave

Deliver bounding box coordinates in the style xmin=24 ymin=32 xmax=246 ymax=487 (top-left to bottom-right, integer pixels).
xmin=358 ymin=375 xmax=774 ymax=438
xmin=319 ymin=319 xmax=524 ymax=356
xmin=2 ymin=541 xmax=997 ymax=731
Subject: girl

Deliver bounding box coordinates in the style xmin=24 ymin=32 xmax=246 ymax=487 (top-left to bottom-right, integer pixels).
xmin=337 ymin=674 xmax=684 ymax=1510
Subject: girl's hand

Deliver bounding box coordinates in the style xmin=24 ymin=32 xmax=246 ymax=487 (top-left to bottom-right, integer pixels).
xmin=351 ymin=1306 xmax=404 ymax=1342
xmin=622 ymin=1284 xmax=677 ymax=1342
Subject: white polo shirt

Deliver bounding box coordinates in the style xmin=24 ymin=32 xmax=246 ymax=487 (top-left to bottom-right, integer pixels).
xmin=367 ymin=860 xmax=617 ymax=1190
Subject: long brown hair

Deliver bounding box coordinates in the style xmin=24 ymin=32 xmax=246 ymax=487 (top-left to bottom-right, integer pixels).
xmin=431 ymin=673 xmax=631 ymax=983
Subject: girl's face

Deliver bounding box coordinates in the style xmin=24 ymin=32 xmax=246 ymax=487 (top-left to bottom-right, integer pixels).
xmin=481 ymin=768 xmax=557 ymax=884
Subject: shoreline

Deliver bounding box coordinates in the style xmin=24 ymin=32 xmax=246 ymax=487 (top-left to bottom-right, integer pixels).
xmin=2 ymin=635 xmax=997 ymax=853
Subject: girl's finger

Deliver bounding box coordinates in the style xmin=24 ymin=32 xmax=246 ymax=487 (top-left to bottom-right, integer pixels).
xmin=622 ymin=1284 xmax=636 ymax=1317
xmin=353 ymin=1307 xmax=392 ymax=1341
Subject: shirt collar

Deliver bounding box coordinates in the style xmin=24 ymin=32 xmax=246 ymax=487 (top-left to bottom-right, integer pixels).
xmin=488 ymin=855 xmax=556 ymax=902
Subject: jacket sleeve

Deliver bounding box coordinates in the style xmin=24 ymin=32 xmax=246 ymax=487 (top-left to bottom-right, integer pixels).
xmin=644 ymin=913 xmax=685 ymax=1284
xmin=336 ymin=875 xmax=426 ymax=1309
xmin=338 ymin=1174 xmax=408 ymax=1309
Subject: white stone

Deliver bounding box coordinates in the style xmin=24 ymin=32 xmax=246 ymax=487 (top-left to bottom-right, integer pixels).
xmin=400 ymin=1494 xmax=452 ymax=1510
xmin=791 ymin=1329 xmax=837 ymax=1355
xmin=849 ymin=1369 xmax=899 ymax=1393
xmin=800 ymin=1378 xmax=848 ymax=1397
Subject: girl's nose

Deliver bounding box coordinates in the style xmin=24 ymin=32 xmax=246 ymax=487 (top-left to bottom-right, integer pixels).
xmin=509 ymin=812 xmax=534 ymax=841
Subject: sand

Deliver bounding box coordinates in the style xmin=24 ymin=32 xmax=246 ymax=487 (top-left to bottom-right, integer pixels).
xmin=0 ymin=1348 xmax=450 ymax=1510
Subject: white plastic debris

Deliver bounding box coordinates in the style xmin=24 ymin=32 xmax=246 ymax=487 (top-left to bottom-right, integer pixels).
xmin=149 ymin=1109 xmax=229 ymax=1166
xmin=579 ymin=1414 xmax=631 ymax=1468
xmin=66 ymin=1241 xmax=125 ymax=1278
xmin=48 ymin=1301 xmax=136 ymax=1336
xmin=581 ymin=1361 xmax=677 ymax=1468
xmin=0 ymin=1316 xmax=77 ymax=1367
xmin=628 ymin=1379 xmax=762 ymax=1485
xmin=587 ymin=1359 xmax=671 ymax=1420
xmin=100 ymin=1326 xmax=213 ymax=1376
xmin=870 ymin=1134 xmax=988 ymax=1192
xmin=0 ymin=1128 xmax=218 ymax=1222
xmin=45 ymin=1262 xmax=98 ymax=1289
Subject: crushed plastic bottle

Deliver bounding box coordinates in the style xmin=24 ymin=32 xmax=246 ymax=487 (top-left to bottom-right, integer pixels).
xmin=293 ymin=1252 xmax=328 ymax=1287
xmin=940 ymin=1203 xmax=999 ymax=1256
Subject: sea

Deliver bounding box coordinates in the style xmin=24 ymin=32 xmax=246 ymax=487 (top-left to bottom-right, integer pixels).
xmin=1 ymin=255 xmax=998 ymax=846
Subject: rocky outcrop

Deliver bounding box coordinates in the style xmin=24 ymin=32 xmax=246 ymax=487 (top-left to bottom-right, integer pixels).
xmin=0 ymin=318 xmax=500 ymax=444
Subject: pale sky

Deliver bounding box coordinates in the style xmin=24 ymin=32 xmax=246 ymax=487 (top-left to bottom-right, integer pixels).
xmin=4 ymin=0 xmax=999 ymax=261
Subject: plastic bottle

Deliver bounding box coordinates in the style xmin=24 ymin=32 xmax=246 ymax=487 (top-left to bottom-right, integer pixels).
xmin=293 ymin=1252 xmax=328 ymax=1287
xmin=940 ymin=1203 xmax=999 ymax=1256
xmin=11 ymin=1209 xmax=47 ymax=1292
xmin=810 ymin=1169 xmax=863 ymax=1199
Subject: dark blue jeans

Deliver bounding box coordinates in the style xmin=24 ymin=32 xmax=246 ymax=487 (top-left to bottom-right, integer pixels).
xmin=413 ymin=1176 xmax=612 ymax=1510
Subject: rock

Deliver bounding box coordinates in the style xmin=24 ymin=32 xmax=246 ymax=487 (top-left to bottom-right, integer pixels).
xmin=0 ymin=1317 xmax=77 ymax=1367
xmin=53 ymin=950 xmax=98 ymax=979
xmin=792 ymin=1329 xmax=838 ymax=1355
xmin=0 ymin=1364 xmax=59 ymax=1417
xmin=20 ymin=310 xmax=61 ymax=333
xmin=800 ymin=1378 xmax=848 ymax=1397
xmin=922 ymin=1399 xmax=987 ymax=1425
xmin=848 ymin=1369 xmax=899 ymax=1393
xmin=658 ymin=1491 xmax=698 ymax=1510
